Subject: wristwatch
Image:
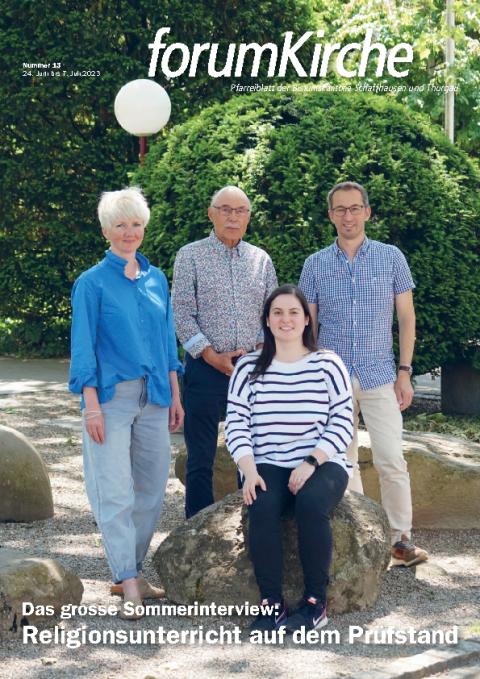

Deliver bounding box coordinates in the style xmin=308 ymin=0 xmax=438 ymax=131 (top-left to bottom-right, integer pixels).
xmin=304 ymin=455 xmax=319 ymax=468
xmin=398 ymin=364 xmax=413 ymax=376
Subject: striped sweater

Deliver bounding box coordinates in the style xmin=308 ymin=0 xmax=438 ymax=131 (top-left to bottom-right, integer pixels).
xmin=225 ymin=350 xmax=353 ymax=475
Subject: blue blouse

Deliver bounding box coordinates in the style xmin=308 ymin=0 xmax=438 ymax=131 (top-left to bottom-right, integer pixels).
xmin=69 ymin=249 xmax=181 ymax=406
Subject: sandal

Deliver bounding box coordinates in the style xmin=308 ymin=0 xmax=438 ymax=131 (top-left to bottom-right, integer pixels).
xmin=111 ymin=576 xmax=165 ymax=599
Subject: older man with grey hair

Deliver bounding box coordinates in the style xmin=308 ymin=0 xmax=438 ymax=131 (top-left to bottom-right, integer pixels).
xmin=172 ymin=185 xmax=278 ymax=518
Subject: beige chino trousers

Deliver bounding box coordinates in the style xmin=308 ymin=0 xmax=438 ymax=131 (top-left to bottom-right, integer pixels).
xmin=347 ymin=376 xmax=412 ymax=544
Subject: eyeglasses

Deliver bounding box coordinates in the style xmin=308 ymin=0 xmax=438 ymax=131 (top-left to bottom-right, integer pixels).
xmin=330 ymin=205 xmax=365 ymax=216
xmin=212 ymin=205 xmax=250 ymax=217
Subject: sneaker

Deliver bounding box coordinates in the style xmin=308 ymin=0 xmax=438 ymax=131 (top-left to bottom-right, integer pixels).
xmin=249 ymin=598 xmax=288 ymax=632
xmin=391 ymin=534 xmax=429 ymax=567
xmin=283 ymin=596 xmax=328 ymax=633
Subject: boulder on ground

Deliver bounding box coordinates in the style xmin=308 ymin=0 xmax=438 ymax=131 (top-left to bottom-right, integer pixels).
xmin=358 ymin=430 xmax=480 ymax=529
xmin=153 ymin=490 xmax=390 ymax=615
xmin=176 ymin=429 xmax=480 ymax=530
xmin=0 ymin=425 xmax=54 ymax=522
xmin=0 ymin=549 xmax=83 ymax=634
xmin=175 ymin=443 xmax=237 ymax=502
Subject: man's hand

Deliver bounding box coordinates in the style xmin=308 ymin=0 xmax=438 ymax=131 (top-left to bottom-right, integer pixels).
xmin=202 ymin=347 xmax=246 ymax=376
xmin=288 ymin=462 xmax=315 ymax=495
xmin=169 ymin=395 xmax=184 ymax=433
xmin=395 ymin=290 xmax=415 ymax=412
xmin=394 ymin=371 xmax=414 ymax=411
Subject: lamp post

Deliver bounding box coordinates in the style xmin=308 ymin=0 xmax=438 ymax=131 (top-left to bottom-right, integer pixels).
xmin=114 ymin=79 xmax=171 ymax=164
xmin=444 ymin=0 xmax=455 ymax=143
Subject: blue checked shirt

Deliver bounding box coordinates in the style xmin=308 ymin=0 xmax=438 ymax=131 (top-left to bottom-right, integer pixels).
xmin=299 ymin=238 xmax=415 ymax=391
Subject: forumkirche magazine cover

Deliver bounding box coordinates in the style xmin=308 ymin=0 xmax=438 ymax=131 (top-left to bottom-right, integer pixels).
xmin=1 ymin=1 xmax=480 ymax=678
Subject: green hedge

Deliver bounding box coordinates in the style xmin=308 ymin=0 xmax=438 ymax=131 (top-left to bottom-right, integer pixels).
xmin=138 ymin=90 xmax=480 ymax=375
xmin=0 ymin=0 xmax=314 ymax=357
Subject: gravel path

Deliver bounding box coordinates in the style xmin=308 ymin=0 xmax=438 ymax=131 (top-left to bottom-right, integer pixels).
xmin=0 ymin=391 xmax=479 ymax=679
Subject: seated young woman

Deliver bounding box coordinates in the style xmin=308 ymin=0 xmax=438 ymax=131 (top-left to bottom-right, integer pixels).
xmin=225 ymin=284 xmax=353 ymax=633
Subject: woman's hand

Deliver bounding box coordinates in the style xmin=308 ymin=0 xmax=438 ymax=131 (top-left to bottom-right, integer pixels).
xmin=242 ymin=471 xmax=267 ymax=505
xmin=169 ymin=395 xmax=184 ymax=433
xmin=237 ymin=456 xmax=265 ymax=505
xmin=288 ymin=462 xmax=315 ymax=495
xmin=83 ymin=387 xmax=105 ymax=444
xmin=168 ymin=371 xmax=184 ymax=433
xmin=85 ymin=411 xmax=105 ymax=444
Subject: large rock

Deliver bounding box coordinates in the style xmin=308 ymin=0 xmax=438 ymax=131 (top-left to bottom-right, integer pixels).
xmin=177 ymin=429 xmax=480 ymax=530
xmin=0 ymin=425 xmax=54 ymax=522
xmin=175 ymin=443 xmax=237 ymax=501
xmin=358 ymin=430 xmax=480 ymax=529
xmin=153 ymin=491 xmax=390 ymax=615
xmin=0 ymin=549 xmax=83 ymax=634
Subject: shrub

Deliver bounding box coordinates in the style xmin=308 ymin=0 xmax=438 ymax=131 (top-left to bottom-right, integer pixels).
xmin=0 ymin=0 xmax=314 ymax=356
xmin=138 ymin=90 xmax=480 ymax=375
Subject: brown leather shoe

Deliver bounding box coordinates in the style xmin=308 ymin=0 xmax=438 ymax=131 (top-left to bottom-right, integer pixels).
xmin=391 ymin=535 xmax=428 ymax=567
xmin=111 ymin=576 xmax=165 ymax=599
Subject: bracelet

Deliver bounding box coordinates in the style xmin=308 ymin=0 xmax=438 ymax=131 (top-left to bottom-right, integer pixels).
xmin=85 ymin=410 xmax=102 ymax=420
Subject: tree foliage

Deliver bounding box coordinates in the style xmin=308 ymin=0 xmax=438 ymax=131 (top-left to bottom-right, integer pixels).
xmin=2 ymin=1 xmax=478 ymax=358
xmin=138 ymin=90 xmax=480 ymax=374
xmin=0 ymin=0 xmax=314 ymax=356
xmin=312 ymin=0 xmax=480 ymax=157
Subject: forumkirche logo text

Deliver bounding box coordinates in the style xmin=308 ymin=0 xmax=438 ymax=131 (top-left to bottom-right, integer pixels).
xmin=148 ymin=28 xmax=414 ymax=79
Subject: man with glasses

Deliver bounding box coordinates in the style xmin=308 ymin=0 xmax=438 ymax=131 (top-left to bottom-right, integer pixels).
xmin=299 ymin=181 xmax=428 ymax=567
xmin=172 ymin=185 xmax=278 ymax=518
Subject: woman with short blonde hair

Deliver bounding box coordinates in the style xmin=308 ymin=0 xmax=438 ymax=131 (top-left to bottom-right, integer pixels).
xmin=70 ymin=187 xmax=183 ymax=619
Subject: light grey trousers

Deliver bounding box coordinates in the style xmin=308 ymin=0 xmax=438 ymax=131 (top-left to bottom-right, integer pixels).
xmin=82 ymin=378 xmax=171 ymax=582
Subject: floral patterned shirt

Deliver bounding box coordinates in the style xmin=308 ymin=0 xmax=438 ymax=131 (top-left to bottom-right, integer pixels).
xmin=172 ymin=231 xmax=278 ymax=358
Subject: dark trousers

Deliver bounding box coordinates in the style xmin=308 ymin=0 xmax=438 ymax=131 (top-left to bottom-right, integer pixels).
xmin=248 ymin=462 xmax=349 ymax=602
xmin=183 ymin=353 xmax=229 ymax=518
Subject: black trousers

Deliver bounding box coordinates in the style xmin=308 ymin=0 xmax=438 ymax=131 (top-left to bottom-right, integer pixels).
xmin=183 ymin=353 xmax=230 ymax=518
xmin=248 ymin=462 xmax=349 ymax=602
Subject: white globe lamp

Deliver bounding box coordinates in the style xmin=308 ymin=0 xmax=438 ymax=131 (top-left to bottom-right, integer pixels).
xmin=114 ymin=79 xmax=171 ymax=163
